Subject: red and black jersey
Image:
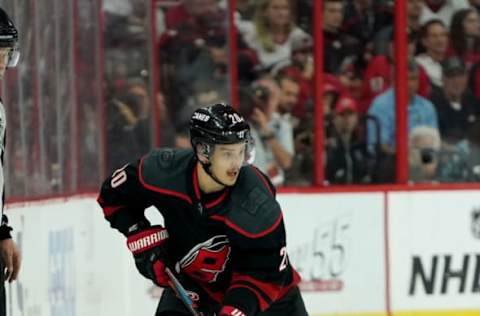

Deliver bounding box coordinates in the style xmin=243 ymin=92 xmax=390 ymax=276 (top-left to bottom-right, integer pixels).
xmin=97 ymin=148 xmax=301 ymax=315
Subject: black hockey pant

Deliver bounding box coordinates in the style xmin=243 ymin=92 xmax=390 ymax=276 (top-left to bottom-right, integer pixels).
xmin=156 ymin=286 xmax=308 ymax=316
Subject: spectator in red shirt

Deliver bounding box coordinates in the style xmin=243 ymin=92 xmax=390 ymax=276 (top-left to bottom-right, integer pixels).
xmin=159 ymin=0 xmax=225 ymax=58
xmin=361 ymin=30 xmax=430 ymax=113
xmin=164 ymin=0 xmax=221 ymax=30
xmin=337 ymin=61 xmax=364 ymax=102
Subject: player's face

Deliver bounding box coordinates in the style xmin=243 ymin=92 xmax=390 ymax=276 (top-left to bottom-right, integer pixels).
xmin=210 ymin=143 xmax=246 ymax=186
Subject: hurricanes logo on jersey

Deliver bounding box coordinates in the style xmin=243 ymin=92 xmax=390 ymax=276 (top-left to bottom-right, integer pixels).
xmin=177 ymin=235 xmax=231 ymax=283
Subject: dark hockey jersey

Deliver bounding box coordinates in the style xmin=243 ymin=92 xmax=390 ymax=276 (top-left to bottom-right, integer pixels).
xmin=0 ymin=99 xmax=11 ymax=240
xmin=97 ymin=148 xmax=301 ymax=314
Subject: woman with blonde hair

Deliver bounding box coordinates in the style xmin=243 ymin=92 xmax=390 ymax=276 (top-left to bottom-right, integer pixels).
xmin=237 ymin=0 xmax=311 ymax=69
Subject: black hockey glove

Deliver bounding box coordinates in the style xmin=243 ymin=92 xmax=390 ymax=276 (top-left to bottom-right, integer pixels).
xmin=126 ymin=225 xmax=170 ymax=287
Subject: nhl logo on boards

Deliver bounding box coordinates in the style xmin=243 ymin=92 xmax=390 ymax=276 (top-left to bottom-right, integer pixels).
xmin=472 ymin=208 xmax=480 ymax=239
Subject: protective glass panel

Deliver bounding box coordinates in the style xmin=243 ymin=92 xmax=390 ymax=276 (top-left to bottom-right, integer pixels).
xmin=156 ymin=0 xmax=230 ymax=150
xmin=103 ymin=0 xmax=155 ymax=174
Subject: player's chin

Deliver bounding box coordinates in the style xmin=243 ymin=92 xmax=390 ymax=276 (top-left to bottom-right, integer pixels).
xmin=222 ymin=174 xmax=238 ymax=186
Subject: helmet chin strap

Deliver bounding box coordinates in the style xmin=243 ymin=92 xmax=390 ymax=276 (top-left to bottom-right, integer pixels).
xmin=200 ymin=160 xmax=231 ymax=188
xmin=197 ymin=143 xmax=233 ymax=188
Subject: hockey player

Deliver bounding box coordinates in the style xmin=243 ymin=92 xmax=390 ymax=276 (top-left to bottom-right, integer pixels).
xmin=98 ymin=103 xmax=307 ymax=315
xmin=0 ymin=7 xmax=22 ymax=315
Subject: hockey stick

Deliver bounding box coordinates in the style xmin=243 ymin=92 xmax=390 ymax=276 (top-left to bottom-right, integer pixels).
xmin=165 ymin=267 xmax=202 ymax=316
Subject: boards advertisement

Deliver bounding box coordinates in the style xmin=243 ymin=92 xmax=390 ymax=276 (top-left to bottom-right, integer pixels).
xmin=5 ymin=198 xmax=160 ymax=316
xmin=6 ymin=190 xmax=480 ymax=316
xmin=388 ymin=191 xmax=480 ymax=316
xmin=279 ymin=193 xmax=387 ymax=316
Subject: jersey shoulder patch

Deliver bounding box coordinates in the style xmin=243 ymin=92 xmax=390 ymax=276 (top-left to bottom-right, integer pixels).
xmin=219 ymin=166 xmax=282 ymax=238
xmin=139 ymin=148 xmax=194 ymax=199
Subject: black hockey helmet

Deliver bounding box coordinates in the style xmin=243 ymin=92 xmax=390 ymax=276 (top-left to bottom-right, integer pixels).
xmin=190 ymin=103 xmax=254 ymax=162
xmin=0 ymin=7 xmax=19 ymax=67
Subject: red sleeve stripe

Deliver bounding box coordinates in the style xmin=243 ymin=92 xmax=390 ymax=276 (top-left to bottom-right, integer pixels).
xmin=251 ymin=167 xmax=273 ymax=196
xmin=210 ymin=212 xmax=283 ymax=239
xmin=138 ymin=157 xmax=193 ymax=204
xmin=102 ymin=205 xmax=124 ymax=217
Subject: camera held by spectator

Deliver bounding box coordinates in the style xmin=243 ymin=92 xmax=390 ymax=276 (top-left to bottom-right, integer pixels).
xmin=238 ymin=80 xmax=294 ymax=186
xmin=409 ymin=126 xmax=475 ymax=183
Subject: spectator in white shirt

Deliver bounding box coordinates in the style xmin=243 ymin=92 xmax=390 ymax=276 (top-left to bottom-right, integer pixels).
xmin=420 ymin=0 xmax=470 ymax=28
xmin=236 ymin=0 xmax=310 ymax=69
xmin=415 ymin=19 xmax=448 ymax=87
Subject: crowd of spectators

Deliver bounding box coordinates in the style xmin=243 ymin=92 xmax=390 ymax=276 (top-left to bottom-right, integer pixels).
xmin=105 ymin=0 xmax=480 ymax=186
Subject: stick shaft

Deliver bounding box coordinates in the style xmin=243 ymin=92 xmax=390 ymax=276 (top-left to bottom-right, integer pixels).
xmin=165 ymin=267 xmax=201 ymax=316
